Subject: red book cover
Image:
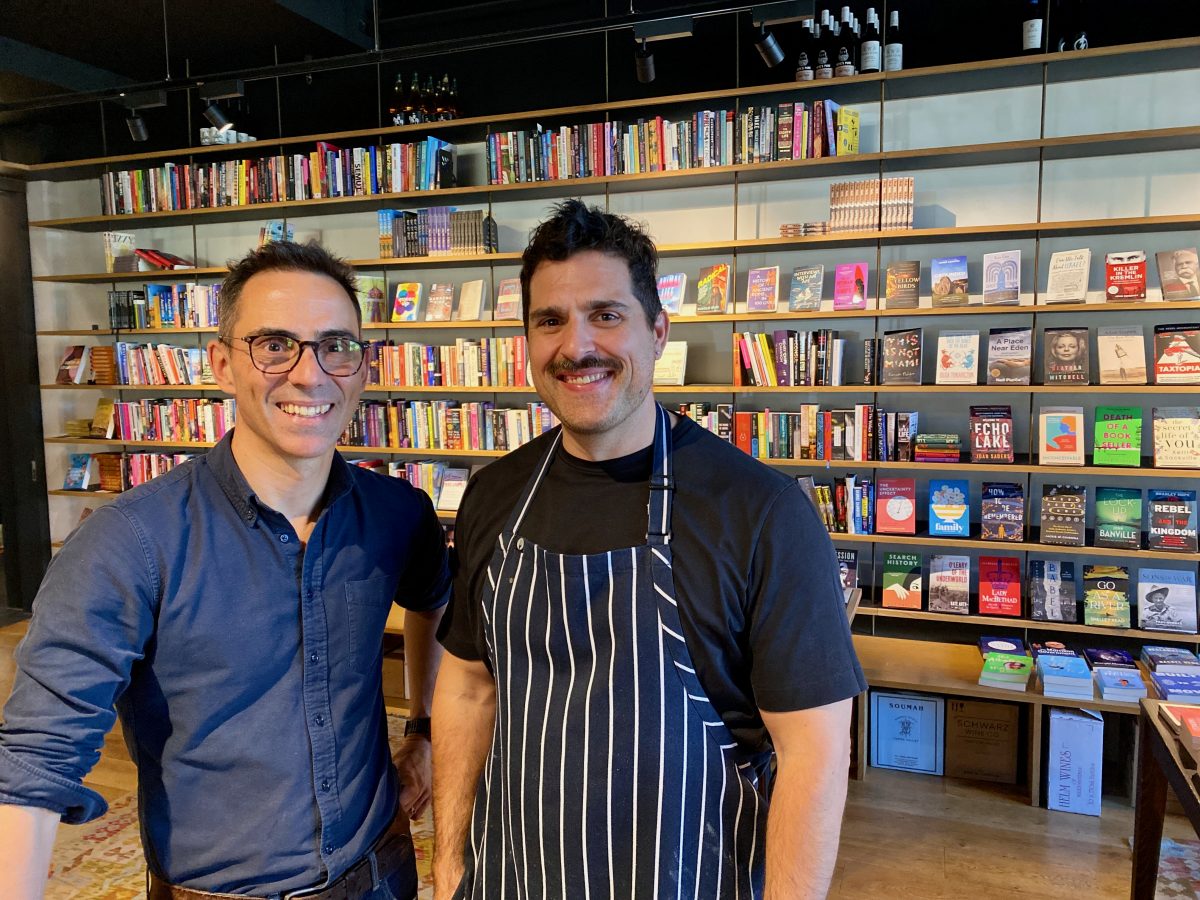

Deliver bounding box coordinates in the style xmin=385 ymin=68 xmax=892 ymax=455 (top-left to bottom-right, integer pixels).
xmin=734 ymin=412 xmax=753 ymax=456
xmin=875 ymin=477 xmax=917 ymax=534
xmin=1105 ymin=250 xmax=1147 ymax=301
xmin=979 ymin=556 xmax=1022 ymax=616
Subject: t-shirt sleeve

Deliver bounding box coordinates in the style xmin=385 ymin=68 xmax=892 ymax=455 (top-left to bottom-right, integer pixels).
xmin=746 ymin=483 xmax=866 ymax=712
xmin=436 ymin=474 xmax=490 ymax=664
xmin=395 ymin=487 xmax=452 ymax=612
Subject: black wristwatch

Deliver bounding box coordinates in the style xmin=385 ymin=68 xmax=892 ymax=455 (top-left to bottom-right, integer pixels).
xmin=403 ymin=716 xmax=431 ymax=739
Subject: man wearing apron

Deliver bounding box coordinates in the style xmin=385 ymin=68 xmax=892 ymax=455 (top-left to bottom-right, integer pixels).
xmin=433 ymin=200 xmax=866 ymax=899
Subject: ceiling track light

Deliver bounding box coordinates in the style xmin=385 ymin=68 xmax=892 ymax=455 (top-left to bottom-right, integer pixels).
xmin=635 ymin=38 xmax=655 ymax=84
xmin=202 ymin=101 xmax=233 ymax=132
xmin=199 ymin=79 xmax=244 ymax=134
xmin=126 ymin=114 xmax=149 ymax=142
xmin=631 ymin=15 xmax=693 ymax=86
xmin=755 ymin=25 xmax=786 ymax=67
xmin=118 ymin=89 xmax=166 ymax=143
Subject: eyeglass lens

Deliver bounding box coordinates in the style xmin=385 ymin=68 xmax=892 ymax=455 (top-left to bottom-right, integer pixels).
xmin=249 ymin=335 xmax=365 ymax=375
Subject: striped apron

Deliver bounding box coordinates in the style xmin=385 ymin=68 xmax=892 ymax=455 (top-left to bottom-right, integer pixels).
xmin=458 ymin=405 xmax=772 ymax=899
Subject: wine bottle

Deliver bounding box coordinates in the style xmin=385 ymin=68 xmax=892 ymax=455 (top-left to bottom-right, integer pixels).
xmin=834 ymin=6 xmax=857 ymax=77
xmin=387 ymin=74 xmax=405 ymax=127
xmin=1055 ymin=0 xmax=1090 ymax=51
xmin=420 ymin=75 xmax=435 ymax=121
xmin=407 ymin=72 xmax=424 ymax=123
xmin=1022 ymin=0 xmax=1046 ymax=54
xmin=860 ymin=9 xmax=882 ymax=74
xmin=815 ymin=15 xmax=834 ymax=79
xmin=447 ymin=77 xmax=460 ymax=119
xmin=795 ymin=20 xmax=816 ymax=81
xmin=884 ymin=9 xmax=903 ymax=72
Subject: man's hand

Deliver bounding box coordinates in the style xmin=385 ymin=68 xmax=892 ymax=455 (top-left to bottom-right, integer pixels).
xmin=393 ymin=735 xmax=432 ymax=820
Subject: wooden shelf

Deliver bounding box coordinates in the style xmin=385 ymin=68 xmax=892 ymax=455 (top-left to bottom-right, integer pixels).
xmin=47 ymin=488 xmax=121 ymax=499
xmin=40 ymin=383 xmax=537 ymax=394
xmin=758 ymin=456 xmax=1200 ymax=479
xmin=38 ymin=327 xmax=219 ymax=336
xmin=45 ymin=436 xmax=509 ymax=457
xmin=831 ymin=530 xmax=1200 ymax=562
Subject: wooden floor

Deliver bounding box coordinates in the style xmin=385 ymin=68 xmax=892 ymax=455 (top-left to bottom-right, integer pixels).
xmin=1 ymin=620 xmax=1194 ymax=898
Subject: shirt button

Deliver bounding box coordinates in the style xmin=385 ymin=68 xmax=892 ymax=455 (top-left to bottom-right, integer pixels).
xmin=324 ymin=844 xmax=334 ymax=855
xmin=280 ymin=534 xmax=290 ymax=543
xmin=516 ymin=538 xmax=524 ymax=550
xmin=320 ymin=779 xmax=330 ymax=792
xmin=310 ymin=653 xmax=319 ymax=663
xmin=314 ymin=714 xmax=325 ymax=726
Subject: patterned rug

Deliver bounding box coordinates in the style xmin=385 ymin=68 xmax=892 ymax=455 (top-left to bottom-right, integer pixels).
xmin=45 ymin=712 xmax=433 ymax=899
xmin=1155 ymin=838 xmax=1200 ymax=899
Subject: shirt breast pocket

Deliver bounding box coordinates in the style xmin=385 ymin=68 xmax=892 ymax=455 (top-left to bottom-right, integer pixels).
xmin=345 ymin=573 xmax=399 ymax=671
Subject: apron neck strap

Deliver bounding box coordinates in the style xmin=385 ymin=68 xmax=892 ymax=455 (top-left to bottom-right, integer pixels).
xmin=646 ymin=404 xmax=674 ymax=547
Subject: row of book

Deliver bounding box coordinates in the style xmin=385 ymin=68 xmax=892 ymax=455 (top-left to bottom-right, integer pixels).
xmin=977 ymin=641 xmax=1182 ymax=702
xmin=103 ymin=233 xmax=195 ymax=273
xmin=62 ymin=451 xmax=196 ymax=493
xmin=107 ymin=284 xmax=221 ymax=330
xmin=829 ymin=177 xmax=914 ymax=233
xmin=346 ymin=459 xmax=471 ymax=512
xmin=812 ymin=477 xmax=1197 ymax=552
xmin=87 ymin=398 xmax=238 ymax=444
xmin=376 ymin=207 xmax=496 ymax=259
xmin=361 ymin=277 xmax=522 ymax=324
xmin=340 ymin=400 xmax=558 ymax=452
xmin=483 ymin=101 xmax=859 ymax=185
xmin=99 ymin=138 xmax=457 ymax=215
xmin=733 ymin=330 xmax=849 ymax=387
xmin=365 ymin=337 xmax=530 ymax=389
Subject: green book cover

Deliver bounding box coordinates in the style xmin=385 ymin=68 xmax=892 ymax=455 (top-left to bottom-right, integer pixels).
xmin=1083 ymin=565 xmax=1131 ymax=628
xmin=980 ymin=653 xmax=1032 ymax=681
xmin=1093 ymin=405 xmax=1142 ymax=466
xmin=881 ymin=552 xmax=922 ymax=609
xmin=1094 ymin=487 xmax=1142 ymax=550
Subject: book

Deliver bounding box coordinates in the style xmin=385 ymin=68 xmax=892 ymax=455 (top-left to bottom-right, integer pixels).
xmin=1138 ymin=569 xmax=1198 ymax=634
xmin=1152 ymin=323 xmax=1200 ymax=384
xmin=1093 ymin=667 xmax=1147 ymax=702
xmin=1096 ymin=325 xmax=1147 ymax=385
xmin=355 ymin=274 xmax=388 ymax=323
xmin=980 ymin=483 xmax=1024 ymax=542
xmin=978 ymin=654 xmax=1032 ymax=690
xmin=103 ymin=231 xmax=136 ymax=273
xmin=425 ymin=283 xmax=455 ymax=322
xmin=1148 ymin=488 xmax=1198 ymax=553
xmin=968 ymin=405 xmax=1013 ymax=464
xmin=391 ymin=282 xmax=422 ymax=322
xmin=90 ymin=397 xmax=116 ymax=439
xmin=1092 ymin=405 xmax=1142 ymax=467
xmin=931 ymin=255 xmax=970 ymax=307
xmin=875 ymin=477 xmax=917 ymax=535
xmin=881 ymin=552 xmax=922 ymax=609
xmin=833 ymin=262 xmax=869 ymax=310
xmin=1040 ymin=484 xmax=1087 ymax=547
xmin=985 ymin=327 xmax=1033 ymax=385
xmin=1044 ymin=249 xmax=1092 ymax=304
xmin=1042 ymin=326 xmax=1089 ymax=385
xmin=1038 ymin=406 xmax=1085 ymax=466
xmin=934 ymin=330 xmax=980 ymax=385
xmin=1082 ymin=565 xmax=1131 ymax=628
xmin=837 ymin=548 xmax=859 ymax=602
xmin=928 ymin=479 xmax=970 ymax=538
xmin=1152 ymin=407 xmax=1200 ymax=468
xmin=55 ymin=345 xmax=89 ymax=385
xmin=652 ymin=342 xmax=688 ymax=386
xmin=436 ymin=468 xmax=470 ymax=512
xmin=884 ymin=260 xmax=920 ymax=309
xmin=979 ymin=556 xmax=1022 ymax=616
xmin=494 ymin=278 xmax=523 ymax=321
xmin=1029 ymin=560 xmax=1078 ymax=623
xmin=656 ymin=273 xmax=688 ymax=315
xmin=63 ymin=454 xmax=92 ymax=490
xmin=1084 ymin=647 xmax=1137 ymax=670
xmin=1142 ymin=645 xmax=1200 ymax=675
xmin=928 ymin=555 xmax=971 ymax=614
xmin=980 ymin=636 xmax=1026 ymax=658
xmin=788 ymin=265 xmax=824 ymax=311
xmin=880 ymin=328 xmax=922 ymax=385
xmin=456 ymin=279 xmax=486 ymax=321
xmin=1105 ymin=250 xmax=1147 ymax=301
xmin=1093 ymin=487 xmax=1143 ymax=550
xmin=696 ymin=263 xmax=731 ymax=315
xmin=746 ymin=266 xmax=780 ymax=313
xmin=259 ymin=220 xmax=294 ymax=247
xmin=1156 ymin=248 xmax=1200 ymax=301
xmin=982 ymin=249 xmax=1020 ymax=305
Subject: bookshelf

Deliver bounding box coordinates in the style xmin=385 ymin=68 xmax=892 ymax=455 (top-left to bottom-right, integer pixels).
xmin=24 ymin=36 xmax=1200 ymax=803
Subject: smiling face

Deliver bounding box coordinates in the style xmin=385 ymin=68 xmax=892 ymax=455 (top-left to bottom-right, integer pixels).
xmin=527 ymin=250 xmax=669 ymax=460
xmin=209 ymin=269 xmax=366 ymax=469
xmin=1050 ymin=333 xmax=1081 ymax=363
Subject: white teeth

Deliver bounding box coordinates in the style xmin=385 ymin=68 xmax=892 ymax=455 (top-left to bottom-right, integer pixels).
xmin=279 ymin=403 xmax=332 ymax=417
xmin=561 ymin=373 xmax=607 ymax=384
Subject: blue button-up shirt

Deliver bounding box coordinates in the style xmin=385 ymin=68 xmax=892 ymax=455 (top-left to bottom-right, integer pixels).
xmin=0 ymin=432 xmax=450 ymax=894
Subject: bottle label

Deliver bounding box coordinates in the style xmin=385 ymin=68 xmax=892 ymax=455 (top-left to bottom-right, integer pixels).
xmin=834 ymin=62 xmax=856 ymax=77
xmin=861 ymin=41 xmax=881 ymax=71
xmin=795 ymin=67 xmax=815 ymax=82
xmin=884 ymin=43 xmax=902 ymax=71
xmin=1022 ymin=19 xmax=1043 ymax=50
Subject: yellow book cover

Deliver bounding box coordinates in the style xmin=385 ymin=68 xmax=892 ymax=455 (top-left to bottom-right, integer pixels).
xmin=836 ymin=108 xmax=860 ymax=156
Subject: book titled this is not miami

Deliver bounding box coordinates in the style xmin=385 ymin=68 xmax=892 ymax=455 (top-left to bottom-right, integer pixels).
xmin=982 ymin=249 xmax=1021 ymax=305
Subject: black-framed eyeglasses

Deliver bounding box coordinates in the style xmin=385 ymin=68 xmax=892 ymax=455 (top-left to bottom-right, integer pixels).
xmin=229 ymin=333 xmax=366 ymax=376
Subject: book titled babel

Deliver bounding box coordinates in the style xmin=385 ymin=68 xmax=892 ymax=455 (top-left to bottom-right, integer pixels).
xmin=1138 ymin=569 xmax=1198 ymax=634
xmin=928 ymin=555 xmax=970 ymax=614
xmin=978 ymin=556 xmax=1022 ymax=616
xmin=1153 ymin=324 xmax=1200 ymax=384
xmin=1147 ymin=489 xmax=1198 ymax=553
xmin=1029 ymin=560 xmax=1078 ymax=623
xmin=1152 ymin=407 xmax=1200 ymax=468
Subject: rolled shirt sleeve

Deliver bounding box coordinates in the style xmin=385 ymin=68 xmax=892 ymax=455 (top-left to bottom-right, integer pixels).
xmin=0 ymin=505 xmax=157 ymax=823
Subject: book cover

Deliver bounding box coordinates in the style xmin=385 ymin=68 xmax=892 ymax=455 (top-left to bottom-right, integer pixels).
xmin=1038 ymin=406 xmax=1085 ymax=466
xmin=55 ymin=345 xmax=87 ymax=385
xmin=656 ymin=272 xmax=688 ymax=315
xmin=931 ymin=255 xmax=970 ymax=307
xmin=63 ymin=454 xmax=92 ymax=490
xmin=456 ymin=279 xmax=485 ymax=321
xmin=788 ymin=265 xmax=824 ymax=311
xmin=494 ymin=278 xmax=523 ymax=321
xmin=355 ymin=274 xmax=387 ymax=323
xmin=1096 ymin=325 xmax=1147 ymax=385
xmin=102 ymin=231 xmax=136 ymax=273
xmin=1148 ymin=488 xmax=1199 ymax=553
xmin=979 ymin=556 xmax=1023 ymax=616
xmin=935 ymin=330 xmax=980 ymax=385
xmin=1094 ymin=487 xmax=1142 ymax=550
xmin=833 ymin=262 xmax=869 ymax=310
xmin=1029 ymin=560 xmax=1078 ymax=623
xmin=1105 ymin=250 xmax=1147 ymax=301
xmin=696 ymin=264 xmax=731 ymax=315
xmin=1152 ymin=407 xmax=1200 ymax=468
xmin=1040 ymin=484 xmax=1087 ymax=547
xmin=881 ymin=552 xmax=923 ymax=609
xmin=982 ymin=249 xmax=1021 ymax=305
xmin=1092 ymin=405 xmax=1142 ymax=467
xmin=985 ymin=327 xmax=1032 ymax=385
xmin=928 ymin=555 xmax=971 ymax=614
xmin=436 ymin=468 xmax=471 ymax=512
xmin=391 ymin=282 xmax=422 ymax=322
xmin=1156 ymin=248 xmax=1200 ymax=301
xmin=746 ymin=266 xmax=780 ymax=313
xmin=1044 ymin=248 xmax=1092 ymax=304
xmin=980 ymin=635 xmax=1026 ymax=657
xmin=968 ymin=405 xmax=1013 ymax=464
xmin=1138 ymin=568 xmax=1198 ymax=634
xmin=1043 ymin=326 xmax=1089 ymax=385
xmin=1152 ymin=323 xmax=1200 ymax=384
xmin=1084 ymin=647 xmax=1137 ymax=670
xmin=837 ymin=548 xmax=859 ymax=602
xmin=875 ymin=477 xmax=917 ymax=535
xmin=1140 ymin=646 xmax=1200 ymax=674
xmin=880 ymin=328 xmax=922 ymax=385
xmin=90 ymin=397 xmax=115 ymax=439
xmin=884 ymin=260 xmax=920 ymax=309
xmin=981 ymin=482 xmax=1024 ymax=542
xmin=425 ymin=282 xmax=455 ymax=322
xmin=929 ymin=479 xmax=970 ymax=538
xmin=652 ymin=342 xmax=688 ymax=386
xmin=1083 ymin=565 xmax=1131 ymax=628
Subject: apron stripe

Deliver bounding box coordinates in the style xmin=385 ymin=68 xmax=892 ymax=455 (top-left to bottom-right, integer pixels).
xmin=556 ymin=553 xmax=573 ymax=896
xmin=581 ymin=558 xmax=595 ymax=900
xmin=536 ymin=547 xmax=554 ymax=900
xmin=605 ymin=551 xmax=617 ymax=893
xmin=518 ymin=545 xmax=541 ymax=896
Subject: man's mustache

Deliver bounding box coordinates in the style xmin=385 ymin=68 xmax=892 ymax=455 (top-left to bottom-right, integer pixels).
xmin=545 ymin=356 xmax=623 ymax=377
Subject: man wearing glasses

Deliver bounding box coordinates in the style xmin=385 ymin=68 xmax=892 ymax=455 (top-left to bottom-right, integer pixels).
xmin=0 ymin=241 xmax=449 ymax=899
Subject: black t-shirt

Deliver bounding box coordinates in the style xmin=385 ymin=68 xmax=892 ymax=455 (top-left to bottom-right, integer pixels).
xmin=438 ymin=414 xmax=866 ymax=751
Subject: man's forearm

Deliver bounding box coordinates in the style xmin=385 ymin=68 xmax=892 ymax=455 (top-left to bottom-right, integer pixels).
xmin=403 ymin=606 xmax=446 ymax=719
xmin=0 ymin=803 xmax=60 ymax=900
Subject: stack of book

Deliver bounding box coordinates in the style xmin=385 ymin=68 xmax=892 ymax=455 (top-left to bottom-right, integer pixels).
xmin=1094 ymin=668 xmax=1147 ymax=702
xmin=1159 ymin=703 xmax=1200 ymax=768
xmin=1142 ymin=645 xmax=1200 ymax=676
xmin=914 ymin=434 xmax=961 ymax=463
xmin=780 ymin=221 xmax=830 ymax=237
xmin=978 ymin=639 xmax=1033 ymax=692
xmin=1033 ymin=646 xmax=1094 ymax=700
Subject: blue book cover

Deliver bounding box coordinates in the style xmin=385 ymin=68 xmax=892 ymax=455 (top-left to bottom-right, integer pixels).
xmin=1084 ymin=647 xmax=1137 ymax=669
xmin=979 ymin=636 xmax=1026 ymax=658
xmin=1031 ymin=641 xmax=1078 ymax=658
xmin=1037 ymin=655 xmax=1092 ymax=680
xmin=1094 ymin=667 xmax=1146 ymax=692
xmin=929 ymin=479 xmax=970 ymax=537
xmin=1151 ymin=673 xmax=1200 ymax=700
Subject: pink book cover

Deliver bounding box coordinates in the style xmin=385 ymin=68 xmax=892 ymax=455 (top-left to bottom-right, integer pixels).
xmin=833 ymin=262 xmax=869 ymax=310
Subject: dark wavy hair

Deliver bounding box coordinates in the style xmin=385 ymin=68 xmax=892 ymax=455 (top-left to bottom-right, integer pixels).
xmin=519 ymin=199 xmax=661 ymax=327
xmin=218 ymin=240 xmax=359 ymax=340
